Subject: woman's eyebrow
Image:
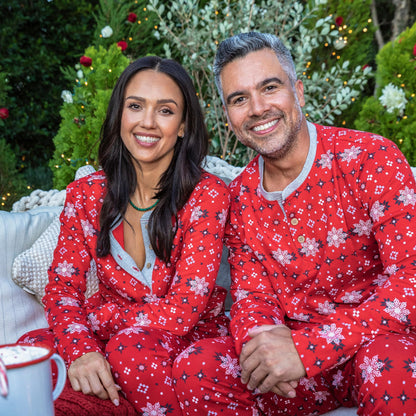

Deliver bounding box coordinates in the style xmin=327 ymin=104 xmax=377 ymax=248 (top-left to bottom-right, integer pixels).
xmin=125 ymin=96 xmax=179 ymax=107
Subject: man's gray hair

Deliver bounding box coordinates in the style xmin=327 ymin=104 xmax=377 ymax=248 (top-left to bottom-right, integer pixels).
xmin=213 ymin=32 xmax=297 ymax=103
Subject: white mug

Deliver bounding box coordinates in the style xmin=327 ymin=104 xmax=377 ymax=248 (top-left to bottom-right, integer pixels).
xmin=0 ymin=343 xmax=66 ymax=415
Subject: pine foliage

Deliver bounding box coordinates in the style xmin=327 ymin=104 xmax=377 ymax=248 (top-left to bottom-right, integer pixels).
xmin=355 ymin=22 xmax=416 ymax=165
xmin=50 ymin=44 xmax=130 ymax=189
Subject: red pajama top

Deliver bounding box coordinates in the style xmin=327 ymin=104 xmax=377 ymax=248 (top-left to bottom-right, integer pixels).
xmin=227 ymin=123 xmax=416 ymax=377
xmin=43 ymin=170 xmax=230 ymax=365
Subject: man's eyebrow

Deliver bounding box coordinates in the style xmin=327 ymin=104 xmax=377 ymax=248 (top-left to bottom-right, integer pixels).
xmin=125 ymin=96 xmax=179 ymax=107
xmin=225 ymin=77 xmax=284 ymax=105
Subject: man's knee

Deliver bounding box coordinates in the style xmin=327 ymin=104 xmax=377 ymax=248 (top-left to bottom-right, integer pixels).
xmin=353 ymin=333 xmax=416 ymax=412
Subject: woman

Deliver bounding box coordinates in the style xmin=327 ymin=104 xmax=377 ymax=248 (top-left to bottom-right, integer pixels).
xmin=33 ymin=56 xmax=230 ymax=414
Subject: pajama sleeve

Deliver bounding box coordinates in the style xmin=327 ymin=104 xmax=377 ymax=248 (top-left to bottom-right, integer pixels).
xmin=43 ymin=182 xmax=103 ymax=366
xmin=292 ymin=140 xmax=416 ymax=377
xmin=226 ymin=177 xmax=286 ymax=356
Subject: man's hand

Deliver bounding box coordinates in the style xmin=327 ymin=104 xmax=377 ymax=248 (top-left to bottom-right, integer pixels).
xmin=239 ymin=324 xmax=306 ymax=397
xmin=68 ymin=352 xmax=120 ymax=406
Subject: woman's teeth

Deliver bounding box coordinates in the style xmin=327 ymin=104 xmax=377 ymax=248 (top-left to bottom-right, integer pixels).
xmin=134 ymin=135 xmax=159 ymax=143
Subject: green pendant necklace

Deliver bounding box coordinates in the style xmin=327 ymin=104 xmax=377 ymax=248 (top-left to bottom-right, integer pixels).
xmin=129 ymin=198 xmax=159 ymax=212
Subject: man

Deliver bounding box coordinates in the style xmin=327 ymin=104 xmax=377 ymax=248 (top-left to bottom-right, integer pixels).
xmin=173 ymin=32 xmax=416 ymax=415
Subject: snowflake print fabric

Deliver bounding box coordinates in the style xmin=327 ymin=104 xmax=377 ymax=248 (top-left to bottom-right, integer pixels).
xmin=42 ymin=171 xmax=230 ymax=366
xmin=226 ymin=124 xmax=416 ymax=377
xmin=173 ymin=124 xmax=416 ymax=416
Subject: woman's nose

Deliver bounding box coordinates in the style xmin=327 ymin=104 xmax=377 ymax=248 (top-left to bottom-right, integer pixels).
xmin=140 ymin=109 xmax=156 ymax=129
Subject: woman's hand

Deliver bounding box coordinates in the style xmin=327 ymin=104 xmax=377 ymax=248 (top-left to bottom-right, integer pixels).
xmin=68 ymin=352 xmax=120 ymax=406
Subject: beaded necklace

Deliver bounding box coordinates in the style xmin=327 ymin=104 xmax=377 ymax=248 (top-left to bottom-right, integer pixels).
xmin=128 ymin=198 xmax=159 ymax=212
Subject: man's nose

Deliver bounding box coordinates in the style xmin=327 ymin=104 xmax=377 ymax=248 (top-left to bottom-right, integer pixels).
xmin=249 ymin=94 xmax=270 ymax=117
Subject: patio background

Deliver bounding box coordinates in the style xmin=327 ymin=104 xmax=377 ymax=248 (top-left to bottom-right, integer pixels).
xmin=0 ymin=0 xmax=415 ymax=209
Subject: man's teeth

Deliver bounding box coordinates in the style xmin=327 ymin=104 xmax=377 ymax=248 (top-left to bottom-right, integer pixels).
xmin=253 ymin=119 xmax=278 ymax=132
xmin=135 ymin=135 xmax=159 ymax=143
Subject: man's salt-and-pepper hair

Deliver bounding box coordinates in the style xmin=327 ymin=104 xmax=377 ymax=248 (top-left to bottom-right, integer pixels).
xmin=213 ymin=32 xmax=297 ymax=104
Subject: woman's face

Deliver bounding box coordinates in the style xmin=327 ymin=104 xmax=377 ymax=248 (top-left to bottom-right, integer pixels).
xmin=120 ymin=69 xmax=185 ymax=170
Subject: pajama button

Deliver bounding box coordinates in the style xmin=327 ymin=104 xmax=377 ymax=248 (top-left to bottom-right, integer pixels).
xmin=291 ymin=218 xmax=299 ymax=225
xmin=146 ymin=263 xmax=151 ymax=269
xmin=298 ymin=235 xmax=305 ymax=243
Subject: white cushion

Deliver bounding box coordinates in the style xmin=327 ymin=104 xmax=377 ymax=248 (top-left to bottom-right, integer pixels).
xmin=12 ymin=213 xmax=99 ymax=303
xmin=0 ymin=207 xmax=61 ymax=344
xmin=323 ymin=408 xmax=357 ymax=415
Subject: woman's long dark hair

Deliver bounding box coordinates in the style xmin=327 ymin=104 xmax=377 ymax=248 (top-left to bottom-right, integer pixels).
xmin=96 ymin=56 xmax=209 ymax=263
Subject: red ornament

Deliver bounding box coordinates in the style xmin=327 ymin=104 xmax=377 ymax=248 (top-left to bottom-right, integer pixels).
xmin=335 ymin=16 xmax=343 ymax=27
xmin=80 ymin=56 xmax=92 ymax=67
xmin=117 ymin=41 xmax=128 ymax=51
xmin=413 ymin=43 xmax=416 ymax=57
xmin=0 ymin=108 xmax=9 ymax=119
xmin=127 ymin=12 xmax=137 ymax=23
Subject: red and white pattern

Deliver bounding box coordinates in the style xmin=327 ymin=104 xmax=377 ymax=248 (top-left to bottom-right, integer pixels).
xmin=227 ymin=125 xmax=416 ymax=374
xmin=173 ymin=125 xmax=416 ymax=415
xmin=38 ymin=170 xmax=230 ymax=413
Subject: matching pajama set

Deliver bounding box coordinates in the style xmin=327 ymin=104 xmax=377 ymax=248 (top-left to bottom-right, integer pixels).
xmin=173 ymin=123 xmax=416 ymax=415
xmin=24 ymin=170 xmax=231 ymax=415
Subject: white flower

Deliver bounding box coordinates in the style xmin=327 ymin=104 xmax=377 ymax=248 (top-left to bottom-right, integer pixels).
xmin=379 ymin=83 xmax=408 ymax=115
xmin=77 ymin=70 xmax=84 ymax=79
xmin=101 ymin=25 xmax=113 ymax=38
xmin=334 ymin=38 xmax=347 ymax=50
xmin=61 ymin=90 xmax=73 ymax=104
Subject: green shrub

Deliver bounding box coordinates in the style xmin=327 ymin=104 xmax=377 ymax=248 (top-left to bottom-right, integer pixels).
xmin=92 ymin=0 xmax=163 ymax=58
xmin=0 ymin=0 xmax=98 ymax=189
xmin=310 ymin=0 xmax=376 ymax=128
xmin=50 ymin=43 xmax=130 ymax=189
xmin=0 ymin=138 xmax=27 ymax=211
xmin=148 ymin=0 xmax=372 ymax=166
xmin=355 ymin=22 xmax=416 ymax=165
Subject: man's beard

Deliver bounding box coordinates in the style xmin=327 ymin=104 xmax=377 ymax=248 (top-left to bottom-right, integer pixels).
xmin=240 ymin=108 xmax=303 ymax=161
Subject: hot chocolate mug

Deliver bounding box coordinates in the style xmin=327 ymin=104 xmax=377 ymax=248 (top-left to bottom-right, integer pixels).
xmin=0 ymin=343 xmax=66 ymax=415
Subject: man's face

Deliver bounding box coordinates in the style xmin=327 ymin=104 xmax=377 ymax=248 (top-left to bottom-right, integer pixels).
xmin=220 ymin=48 xmax=305 ymax=161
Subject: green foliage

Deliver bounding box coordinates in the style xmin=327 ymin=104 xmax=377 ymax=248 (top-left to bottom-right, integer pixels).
xmin=92 ymin=0 xmax=163 ymax=57
xmin=0 ymin=0 xmax=98 ymax=191
xmin=0 ymin=68 xmax=11 ymax=128
xmin=312 ymin=0 xmax=376 ymax=69
xmin=355 ymin=22 xmax=416 ymax=165
xmin=309 ymin=0 xmax=376 ymax=128
xmin=0 ymin=138 xmax=27 ymax=211
xmin=50 ymin=44 xmax=130 ymax=189
xmin=148 ymin=0 xmax=372 ymax=166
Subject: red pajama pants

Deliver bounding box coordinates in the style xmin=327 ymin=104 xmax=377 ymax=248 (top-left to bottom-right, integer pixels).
xmin=173 ymin=333 xmax=416 ymax=416
xmin=18 ymin=315 xmax=229 ymax=415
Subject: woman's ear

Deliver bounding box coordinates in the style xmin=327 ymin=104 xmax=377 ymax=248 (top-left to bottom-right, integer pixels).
xmin=178 ymin=124 xmax=185 ymax=138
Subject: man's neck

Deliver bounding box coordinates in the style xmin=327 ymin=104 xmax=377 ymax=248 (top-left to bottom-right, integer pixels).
xmin=262 ymin=120 xmax=310 ymax=193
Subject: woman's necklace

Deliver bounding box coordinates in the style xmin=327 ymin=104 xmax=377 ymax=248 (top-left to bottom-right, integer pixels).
xmin=128 ymin=198 xmax=159 ymax=212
